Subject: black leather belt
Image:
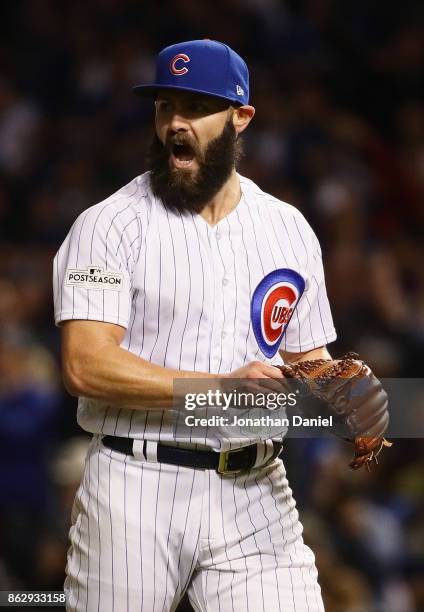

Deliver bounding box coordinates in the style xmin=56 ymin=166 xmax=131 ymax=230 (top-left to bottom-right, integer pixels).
xmin=102 ymin=435 xmax=283 ymax=475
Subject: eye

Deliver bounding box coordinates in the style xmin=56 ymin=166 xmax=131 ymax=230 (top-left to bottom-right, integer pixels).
xmin=188 ymin=101 xmax=208 ymax=113
xmin=156 ymin=100 xmax=172 ymax=112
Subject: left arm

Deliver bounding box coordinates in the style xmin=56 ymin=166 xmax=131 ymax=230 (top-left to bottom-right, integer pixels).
xmin=279 ymin=346 xmax=331 ymax=365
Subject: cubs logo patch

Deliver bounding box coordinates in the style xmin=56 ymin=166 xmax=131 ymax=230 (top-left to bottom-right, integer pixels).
xmin=170 ymin=53 xmax=190 ymax=75
xmin=251 ymin=269 xmax=305 ymax=358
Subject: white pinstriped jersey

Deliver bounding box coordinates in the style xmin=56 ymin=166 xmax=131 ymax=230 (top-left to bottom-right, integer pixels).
xmin=53 ymin=172 xmax=336 ymax=449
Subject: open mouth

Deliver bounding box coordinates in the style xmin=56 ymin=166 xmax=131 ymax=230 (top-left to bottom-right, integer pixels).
xmin=171 ymin=143 xmax=196 ymax=168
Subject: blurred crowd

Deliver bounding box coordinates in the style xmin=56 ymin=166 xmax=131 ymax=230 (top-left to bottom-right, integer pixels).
xmin=0 ymin=1 xmax=423 ymax=610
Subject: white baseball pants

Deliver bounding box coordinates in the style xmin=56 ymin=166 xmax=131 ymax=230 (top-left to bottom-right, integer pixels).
xmin=65 ymin=437 xmax=324 ymax=611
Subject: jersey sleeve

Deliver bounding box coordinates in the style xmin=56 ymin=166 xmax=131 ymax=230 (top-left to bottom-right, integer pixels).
xmin=53 ymin=200 xmax=142 ymax=328
xmin=281 ymin=215 xmax=337 ymax=353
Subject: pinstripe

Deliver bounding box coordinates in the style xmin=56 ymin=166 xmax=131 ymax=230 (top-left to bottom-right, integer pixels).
xmin=267 ymin=469 xmax=296 ymax=612
xmin=73 ymin=209 xmax=91 ymax=317
xmin=84 ymin=446 xmax=92 ymax=612
xmin=292 ymin=216 xmax=309 ymax=269
xmin=312 ymin=247 xmax=331 ymax=341
xmin=235 ymin=206 xmax=253 ymax=364
xmin=255 ymin=469 xmax=282 ymax=611
xmin=205 ymin=470 xmax=214 ymax=611
xmin=138 ymin=211 xmax=149 ymax=356
xmin=112 ymin=406 xmax=122 ymax=445
xmin=96 ymin=450 xmax=101 ymax=612
xmin=217 ymin=564 xmax=222 ymax=612
xmin=126 ymin=289 xmax=139 ymax=352
xmin=265 ymin=467 xmax=297 ymax=611
xmin=147 ymin=214 xmax=162 ymax=362
xmin=139 ymin=463 xmax=145 ymax=612
xmin=112 ymin=215 xmax=138 ymax=261
xmin=186 ymin=216 xmax=206 ymax=443
xmin=174 ymin=469 xmax=196 ymax=597
xmin=123 ymin=456 xmax=129 ymax=612
xmin=152 ymin=464 xmax=163 ymax=612
xmin=70 ymin=481 xmax=85 ymax=612
xmin=243 ymin=472 xmax=266 ymax=612
xmin=88 ymin=196 xmax=134 ymax=262
xmin=311 ymin=275 xmax=327 ymax=338
xmin=178 ymin=514 xmax=202 ymax=604
xmin=292 ymin=215 xmax=317 ymax=346
xmin=268 ymin=207 xmax=312 ymax=349
xmin=55 ymin=254 xmax=61 ymax=315
xmin=191 ymin=215 xmax=206 ymax=371
xmin=231 ymin=475 xmax=250 ymax=612
xmin=99 ymin=206 xmax=132 ymax=323
xmin=265 ymin=209 xmax=289 ymax=351
xmin=160 ymin=468 xmax=180 ymax=612
xmin=215 ymin=231 xmax=227 ymax=374
xmin=244 ymin=202 xmax=267 ymax=361
xmin=256 ymin=201 xmax=277 ymax=268
xmin=89 ymin=197 xmax=133 ymax=320
xmin=219 ymin=477 xmax=235 ymax=612
xmin=246 ymin=199 xmax=265 ymax=274
xmin=126 ymin=225 xmax=142 ymax=271
xmin=107 ymin=449 xmax=115 ymax=612
xmin=104 ymin=205 xmax=131 ymax=267
xmin=127 ymin=410 xmax=135 ymax=460
xmin=58 ymin=218 xmax=77 ymax=314
xmin=163 ymin=210 xmax=177 ymax=366
xmin=205 ymin=227 xmax=215 ymax=375
xmin=178 ymin=213 xmax=192 ymax=369
xmin=271 ymin=465 xmax=309 ymax=610
xmin=279 ymin=212 xmax=304 ymax=350
xmin=226 ymin=217 xmax=238 ymax=370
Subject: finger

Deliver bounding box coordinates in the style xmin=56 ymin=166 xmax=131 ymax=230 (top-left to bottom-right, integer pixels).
xmin=250 ymin=378 xmax=286 ymax=393
xmin=255 ymin=364 xmax=284 ymax=379
xmin=236 ymin=380 xmax=268 ymax=395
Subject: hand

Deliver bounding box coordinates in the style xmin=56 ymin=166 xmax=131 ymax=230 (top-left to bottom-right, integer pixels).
xmin=223 ymin=360 xmax=285 ymax=395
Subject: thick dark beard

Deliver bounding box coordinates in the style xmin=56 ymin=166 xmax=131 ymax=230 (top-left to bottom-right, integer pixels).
xmin=147 ymin=119 xmax=243 ymax=215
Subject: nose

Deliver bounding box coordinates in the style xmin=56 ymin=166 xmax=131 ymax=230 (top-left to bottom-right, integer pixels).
xmin=169 ymin=110 xmax=190 ymax=133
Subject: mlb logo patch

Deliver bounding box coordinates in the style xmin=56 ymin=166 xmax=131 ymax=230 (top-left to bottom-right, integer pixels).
xmin=251 ymin=269 xmax=305 ymax=358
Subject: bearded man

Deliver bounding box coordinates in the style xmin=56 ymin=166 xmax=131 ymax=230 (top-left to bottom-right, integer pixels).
xmin=54 ymin=40 xmax=338 ymax=611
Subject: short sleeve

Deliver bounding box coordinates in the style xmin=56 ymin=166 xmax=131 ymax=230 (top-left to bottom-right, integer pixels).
xmin=53 ymin=199 xmax=142 ymax=328
xmin=281 ymin=216 xmax=337 ymax=352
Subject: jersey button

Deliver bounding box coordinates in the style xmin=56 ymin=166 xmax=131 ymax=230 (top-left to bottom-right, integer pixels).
xmin=221 ymin=331 xmax=226 ymax=339
xmin=216 ymin=232 xmax=221 ymax=240
xmin=223 ymin=278 xmax=228 ymax=286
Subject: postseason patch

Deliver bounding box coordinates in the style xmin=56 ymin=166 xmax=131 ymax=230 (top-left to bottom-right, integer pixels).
xmin=65 ymin=266 xmax=123 ymax=291
xmin=251 ymin=268 xmax=305 ymax=358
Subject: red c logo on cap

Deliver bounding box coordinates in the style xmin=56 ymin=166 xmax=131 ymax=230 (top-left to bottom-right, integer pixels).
xmin=170 ymin=53 xmax=190 ymax=75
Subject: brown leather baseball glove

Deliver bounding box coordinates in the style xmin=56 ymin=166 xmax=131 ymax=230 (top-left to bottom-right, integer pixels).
xmin=277 ymin=352 xmax=392 ymax=471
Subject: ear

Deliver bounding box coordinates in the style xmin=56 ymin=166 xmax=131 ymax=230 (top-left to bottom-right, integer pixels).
xmin=232 ymin=105 xmax=255 ymax=135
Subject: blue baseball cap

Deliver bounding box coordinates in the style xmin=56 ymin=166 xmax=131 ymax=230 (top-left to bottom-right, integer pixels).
xmin=133 ymin=39 xmax=249 ymax=106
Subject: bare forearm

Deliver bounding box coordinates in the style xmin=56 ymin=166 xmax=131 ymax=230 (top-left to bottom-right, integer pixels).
xmin=64 ymin=341 xmax=216 ymax=410
xmin=279 ymin=346 xmax=332 ymax=364
xmin=61 ymin=321 xmax=293 ymax=411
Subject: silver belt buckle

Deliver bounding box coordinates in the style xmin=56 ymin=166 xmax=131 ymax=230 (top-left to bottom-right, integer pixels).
xmin=217 ymin=448 xmax=245 ymax=475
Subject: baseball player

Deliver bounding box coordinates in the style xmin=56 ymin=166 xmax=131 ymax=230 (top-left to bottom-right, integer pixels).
xmin=53 ymin=39 xmax=339 ymax=611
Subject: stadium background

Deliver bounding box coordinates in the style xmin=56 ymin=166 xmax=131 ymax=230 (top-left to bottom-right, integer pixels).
xmin=0 ymin=1 xmax=423 ymax=610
